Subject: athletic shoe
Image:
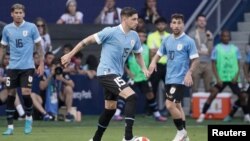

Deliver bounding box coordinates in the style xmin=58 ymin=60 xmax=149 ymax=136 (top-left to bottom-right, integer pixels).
xmin=122 ymin=136 xmax=138 ymax=141
xmin=196 ymin=114 xmax=205 ymax=123
xmin=244 ymin=114 xmax=250 ymax=123
xmin=65 ymin=113 xmax=75 ymax=122
xmin=43 ymin=114 xmax=53 ymax=121
xmin=172 ymin=130 xmax=187 ymax=141
xmin=2 ymin=128 xmax=13 ymax=135
xmin=24 ymin=120 xmax=32 ymax=134
xmin=155 ymin=115 xmax=167 ymax=122
xmin=223 ymin=115 xmax=232 ymax=122
xmin=113 ymin=115 xmax=123 ymax=121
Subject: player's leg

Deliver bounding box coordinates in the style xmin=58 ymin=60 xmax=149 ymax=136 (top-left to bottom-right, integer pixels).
xmin=223 ymin=99 xmax=240 ymax=122
xmin=20 ymin=69 xmax=35 ymax=134
xmin=0 ymin=89 xmax=8 ymax=105
xmin=3 ymin=69 xmax=19 ymax=135
xmin=165 ymin=84 xmax=187 ymax=141
xmin=197 ymin=83 xmax=225 ymax=123
xmin=113 ymin=96 xmax=125 ymax=121
xmin=230 ymin=82 xmax=250 ymax=122
xmin=14 ymin=94 xmax=25 ymax=117
xmin=140 ymin=81 xmax=166 ymax=121
xmin=92 ymin=95 xmax=117 ymax=141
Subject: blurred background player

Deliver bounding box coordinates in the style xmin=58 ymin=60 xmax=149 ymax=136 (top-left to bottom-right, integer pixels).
xmin=0 ymin=3 xmax=44 ymax=135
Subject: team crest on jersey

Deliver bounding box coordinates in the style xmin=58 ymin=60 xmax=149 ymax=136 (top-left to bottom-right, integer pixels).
xmin=23 ymin=30 xmax=28 ymax=37
xmin=28 ymin=76 xmax=33 ymax=83
xmin=170 ymin=86 xmax=176 ymax=94
xmin=130 ymin=40 xmax=135 ymax=47
xmin=177 ymin=44 xmax=183 ymax=51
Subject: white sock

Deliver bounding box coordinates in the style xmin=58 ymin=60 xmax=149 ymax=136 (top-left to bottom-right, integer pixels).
xmin=16 ymin=104 xmax=25 ymax=116
xmin=26 ymin=115 xmax=33 ymax=121
xmin=114 ymin=109 xmax=121 ymax=116
xmin=153 ymin=111 xmax=161 ymax=117
xmin=8 ymin=125 xmax=14 ymax=129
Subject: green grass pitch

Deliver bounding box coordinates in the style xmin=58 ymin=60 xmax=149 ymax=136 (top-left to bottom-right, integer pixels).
xmin=0 ymin=115 xmax=247 ymax=141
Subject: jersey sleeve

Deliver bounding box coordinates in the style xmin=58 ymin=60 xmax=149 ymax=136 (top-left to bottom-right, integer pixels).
xmin=32 ymin=24 xmax=41 ymax=43
xmin=1 ymin=27 xmax=8 ymax=46
xmin=235 ymin=46 xmax=242 ymax=60
xmin=156 ymin=38 xmax=167 ymax=56
xmin=93 ymin=27 xmax=112 ymax=45
xmin=132 ymin=33 xmax=143 ymax=53
xmin=188 ymin=39 xmax=199 ymax=59
xmin=211 ymin=45 xmax=217 ymax=60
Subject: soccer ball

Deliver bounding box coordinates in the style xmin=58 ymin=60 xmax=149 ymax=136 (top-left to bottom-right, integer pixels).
xmin=134 ymin=136 xmax=150 ymax=141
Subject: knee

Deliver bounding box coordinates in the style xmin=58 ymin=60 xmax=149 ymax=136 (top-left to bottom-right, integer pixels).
xmin=64 ymin=86 xmax=73 ymax=95
xmin=105 ymin=101 xmax=117 ymax=110
xmin=165 ymin=100 xmax=175 ymax=111
xmin=21 ymin=88 xmax=31 ymax=95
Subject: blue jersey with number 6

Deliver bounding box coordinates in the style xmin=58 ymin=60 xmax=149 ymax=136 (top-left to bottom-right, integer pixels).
xmin=94 ymin=25 xmax=142 ymax=76
xmin=1 ymin=21 xmax=41 ymax=69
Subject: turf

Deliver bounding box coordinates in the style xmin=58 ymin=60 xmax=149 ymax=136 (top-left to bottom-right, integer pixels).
xmin=0 ymin=115 xmax=248 ymax=141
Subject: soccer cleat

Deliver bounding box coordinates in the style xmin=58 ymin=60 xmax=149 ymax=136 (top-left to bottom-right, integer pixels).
xmin=2 ymin=128 xmax=13 ymax=135
xmin=65 ymin=113 xmax=75 ymax=122
xmin=112 ymin=115 xmax=123 ymax=121
xmin=89 ymin=139 xmax=93 ymax=141
xmin=24 ymin=120 xmax=32 ymax=134
xmin=172 ymin=130 xmax=187 ymax=141
xmin=244 ymin=114 xmax=250 ymax=123
xmin=196 ymin=114 xmax=205 ymax=123
xmin=155 ymin=116 xmax=167 ymax=122
xmin=223 ymin=115 xmax=232 ymax=122
xmin=122 ymin=136 xmax=138 ymax=141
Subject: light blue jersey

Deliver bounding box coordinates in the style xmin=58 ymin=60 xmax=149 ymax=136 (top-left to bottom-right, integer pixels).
xmin=1 ymin=21 xmax=41 ymax=69
xmin=94 ymin=24 xmax=142 ymax=76
xmin=157 ymin=33 xmax=199 ymax=84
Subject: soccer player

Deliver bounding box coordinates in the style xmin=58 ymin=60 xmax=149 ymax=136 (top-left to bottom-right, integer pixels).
xmin=113 ymin=29 xmax=167 ymax=122
xmin=196 ymin=30 xmax=248 ymax=123
xmin=0 ymin=3 xmax=44 ymax=135
xmin=61 ymin=7 xmax=149 ymax=141
xmin=149 ymin=13 xmax=199 ymax=141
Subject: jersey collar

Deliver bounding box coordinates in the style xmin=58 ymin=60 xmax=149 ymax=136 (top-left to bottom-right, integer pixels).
xmin=119 ymin=24 xmax=131 ymax=34
xmin=173 ymin=32 xmax=185 ymax=39
xmin=12 ymin=20 xmax=25 ymax=28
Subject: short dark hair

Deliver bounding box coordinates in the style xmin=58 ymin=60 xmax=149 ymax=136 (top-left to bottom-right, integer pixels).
xmin=171 ymin=13 xmax=185 ymax=22
xmin=121 ymin=7 xmax=138 ymax=17
xmin=63 ymin=43 xmax=73 ymax=50
xmin=45 ymin=51 xmax=54 ymax=58
xmin=154 ymin=17 xmax=167 ymax=25
xmin=11 ymin=3 xmax=25 ymax=12
xmin=196 ymin=14 xmax=206 ymax=21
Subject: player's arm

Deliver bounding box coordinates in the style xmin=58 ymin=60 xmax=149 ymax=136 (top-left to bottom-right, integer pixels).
xmin=0 ymin=44 xmax=7 ymax=63
xmin=134 ymin=53 xmax=147 ymax=72
xmin=35 ymin=41 xmax=44 ymax=65
xmin=148 ymin=53 xmax=161 ymax=75
xmin=61 ymin=35 xmax=96 ymax=67
xmin=188 ymin=58 xmax=199 ymax=75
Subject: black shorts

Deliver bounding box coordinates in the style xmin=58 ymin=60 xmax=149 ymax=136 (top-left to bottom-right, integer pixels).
xmin=97 ymin=74 xmax=129 ymax=101
xmin=6 ymin=69 xmax=35 ymax=89
xmin=133 ymin=80 xmax=152 ymax=94
xmin=214 ymin=82 xmax=241 ymax=95
xmin=165 ymin=84 xmax=187 ymax=103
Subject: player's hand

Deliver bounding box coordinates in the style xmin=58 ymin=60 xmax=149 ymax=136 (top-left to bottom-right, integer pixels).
xmin=142 ymin=68 xmax=150 ymax=78
xmin=184 ymin=71 xmax=193 ymax=87
xmin=148 ymin=63 xmax=157 ymax=75
xmin=36 ymin=62 xmax=44 ymax=76
xmin=61 ymin=53 xmax=71 ymax=68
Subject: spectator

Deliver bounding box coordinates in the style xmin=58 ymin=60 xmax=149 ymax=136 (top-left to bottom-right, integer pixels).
xmin=94 ymin=0 xmax=122 ymax=25
xmin=147 ymin=17 xmax=170 ymax=96
xmin=188 ymin=14 xmax=213 ymax=93
xmin=57 ymin=0 xmax=83 ymax=24
xmin=61 ymin=43 xmax=76 ymax=74
xmin=44 ymin=54 xmax=75 ymax=121
xmin=35 ymin=17 xmax=52 ymax=53
xmin=31 ymin=52 xmax=53 ymax=121
xmin=140 ymin=0 xmax=161 ymax=24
